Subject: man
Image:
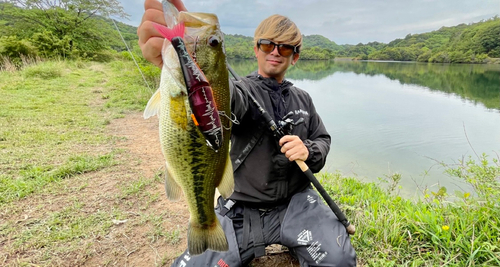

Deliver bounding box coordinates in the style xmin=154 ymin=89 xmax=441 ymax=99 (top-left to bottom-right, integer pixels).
xmin=138 ymin=0 xmax=357 ymax=266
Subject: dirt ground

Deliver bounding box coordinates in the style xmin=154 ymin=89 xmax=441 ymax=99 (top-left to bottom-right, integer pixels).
xmin=0 ymin=112 xmax=298 ymax=266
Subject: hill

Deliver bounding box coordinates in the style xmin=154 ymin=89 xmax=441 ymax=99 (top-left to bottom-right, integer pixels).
xmin=0 ymin=2 xmax=498 ymax=63
xmin=342 ymin=17 xmax=500 ymax=63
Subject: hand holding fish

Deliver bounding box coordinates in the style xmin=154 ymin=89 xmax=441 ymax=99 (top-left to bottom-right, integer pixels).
xmin=138 ymin=0 xmax=188 ymax=67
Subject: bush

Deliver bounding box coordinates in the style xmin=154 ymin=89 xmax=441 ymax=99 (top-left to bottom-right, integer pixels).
xmin=32 ymin=31 xmax=72 ymax=58
xmin=475 ymin=53 xmax=489 ymax=63
xmin=0 ymin=36 xmax=38 ymax=63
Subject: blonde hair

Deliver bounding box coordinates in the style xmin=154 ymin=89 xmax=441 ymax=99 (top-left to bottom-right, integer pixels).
xmin=254 ymin=15 xmax=302 ymax=53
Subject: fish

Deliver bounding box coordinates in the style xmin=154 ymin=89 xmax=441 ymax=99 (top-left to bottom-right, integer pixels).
xmin=143 ymin=1 xmax=234 ymax=255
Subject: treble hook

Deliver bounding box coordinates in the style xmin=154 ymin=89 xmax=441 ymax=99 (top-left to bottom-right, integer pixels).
xmin=192 ymin=36 xmax=199 ymax=62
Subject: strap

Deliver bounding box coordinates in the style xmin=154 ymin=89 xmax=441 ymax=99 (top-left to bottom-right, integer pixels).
xmin=249 ymin=208 xmax=266 ymax=257
xmin=232 ymin=127 xmax=265 ymax=171
xmin=219 ymin=198 xmax=236 ymax=217
xmin=241 ymin=209 xmax=250 ymax=251
xmin=241 ymin=208 xmax=266 ymax=258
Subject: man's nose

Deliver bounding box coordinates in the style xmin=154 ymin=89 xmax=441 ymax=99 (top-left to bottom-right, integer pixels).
xmin=270 ymin=45 xmax=280 ymax=56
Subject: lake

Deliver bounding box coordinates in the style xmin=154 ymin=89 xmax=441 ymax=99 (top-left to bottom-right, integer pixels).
xmin=228 ymin=59 xmax=500 ymax=197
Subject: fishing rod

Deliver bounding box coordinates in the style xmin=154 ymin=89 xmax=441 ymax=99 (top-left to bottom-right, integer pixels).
xmin=227 ymin=64 xmax=356 ymax=235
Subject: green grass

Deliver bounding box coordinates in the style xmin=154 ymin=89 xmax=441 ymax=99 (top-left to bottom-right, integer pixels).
xmin=0 ymin=153 xmax=116 ymax=203
xmin=0 ymin=59 xmax=151 ymax=192
xmin=13 ymin=201 xmax=115 ymax=250
xmin=319 ymin=154 xmax=500 ymax=266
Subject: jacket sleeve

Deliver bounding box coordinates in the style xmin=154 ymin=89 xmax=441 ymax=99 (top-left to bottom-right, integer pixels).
xmin=230 ymin=78 xmax=251 ymax=122
xmin=230 ymin=78 xmax=265 ymax=125
xmin=303 ymin=96 xmax=331 ymax=173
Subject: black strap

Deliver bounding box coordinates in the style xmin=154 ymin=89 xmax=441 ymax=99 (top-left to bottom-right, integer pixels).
xmin=232 ymin=127 xmax=265 ymax=171
xmin=242 ymin=209 xmax=250 ymax=251
xmin=241 ymin=208 xmax=266 ymax=258
xmin=218 ymin=198 xmax=236 ymax=217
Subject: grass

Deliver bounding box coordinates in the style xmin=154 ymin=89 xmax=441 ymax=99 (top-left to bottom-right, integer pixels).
xmin=0 ymin=59 xmax=150 ymax=177
xmin=0 ymin=153 xmax=116 ymax=203
xmin=320 ymin=154 xmax=500 ymax=266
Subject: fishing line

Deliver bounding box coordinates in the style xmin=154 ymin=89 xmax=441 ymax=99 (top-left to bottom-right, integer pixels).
xmin=110 ymin=17 xmax=153 ymax=94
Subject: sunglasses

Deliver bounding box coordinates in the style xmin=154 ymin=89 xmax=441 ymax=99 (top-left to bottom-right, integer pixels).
xmin=257 ymin=39 xmax=299 ymax=57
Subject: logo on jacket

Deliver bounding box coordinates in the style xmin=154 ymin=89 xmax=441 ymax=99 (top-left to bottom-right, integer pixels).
xmin=294 ymin=109 xmax=309 ymax=116
xmin=297 ymin=229 xmax=313 ymax=245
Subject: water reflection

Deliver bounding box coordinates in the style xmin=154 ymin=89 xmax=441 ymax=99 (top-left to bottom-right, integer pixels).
xmin=228 ymin=59 xmax=500 ymax=110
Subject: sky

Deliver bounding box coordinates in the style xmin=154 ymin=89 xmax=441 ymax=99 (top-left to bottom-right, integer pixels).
xmin=116 ymin=0 xmax=499 ymax=45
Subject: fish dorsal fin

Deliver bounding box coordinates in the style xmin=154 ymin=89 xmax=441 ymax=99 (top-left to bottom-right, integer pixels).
xmin=144 ymin=89 xmax=161 ymax=119
xmin=162 ymin=0 xmax=179 ymax=27
xmin=217 ymin=155 xmax=234 ymax=199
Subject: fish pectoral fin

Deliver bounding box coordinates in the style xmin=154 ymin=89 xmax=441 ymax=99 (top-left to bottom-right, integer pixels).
xmin=144 ymin=89 xmax=162 ymax=119
xmin=216 ymin=155 xmax=234 ymax=199
xmin=164 ymin=164 xmax=183 ymax=201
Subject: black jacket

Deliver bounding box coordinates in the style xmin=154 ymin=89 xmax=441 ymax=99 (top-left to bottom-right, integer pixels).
xmin=228 ymin=72 xmax=331 ymax=205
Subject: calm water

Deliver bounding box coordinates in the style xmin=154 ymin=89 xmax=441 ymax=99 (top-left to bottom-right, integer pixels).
xmin=229 ymin=59 xmax=500 ymax=196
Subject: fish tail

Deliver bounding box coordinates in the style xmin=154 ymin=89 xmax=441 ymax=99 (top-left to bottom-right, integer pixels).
xmin=153 ymin=22 xmax=185 ymax=41
xmin=187 ymin=219 xmax=228 ymax=255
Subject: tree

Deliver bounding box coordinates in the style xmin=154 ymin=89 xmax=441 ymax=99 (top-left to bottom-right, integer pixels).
xmin=4 ymin=0 xmax=129 ymax=58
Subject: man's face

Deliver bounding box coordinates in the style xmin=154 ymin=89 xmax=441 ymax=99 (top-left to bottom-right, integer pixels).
xmin=254 ymin=39 xmax=299 ymax=83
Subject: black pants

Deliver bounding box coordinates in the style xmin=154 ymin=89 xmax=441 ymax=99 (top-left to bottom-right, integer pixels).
xmin=171 ymin=188 xmax=357 ymax=267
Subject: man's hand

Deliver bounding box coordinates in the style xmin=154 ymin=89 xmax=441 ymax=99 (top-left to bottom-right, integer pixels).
xmin=137 ymin=0 xmax=188 ymax=67
xmin=279 ymin=135 xmax=309 ymax=162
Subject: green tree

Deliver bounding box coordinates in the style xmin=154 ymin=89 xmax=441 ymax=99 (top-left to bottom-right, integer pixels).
xmin=4 ymin=0 xmax=128 ymax=59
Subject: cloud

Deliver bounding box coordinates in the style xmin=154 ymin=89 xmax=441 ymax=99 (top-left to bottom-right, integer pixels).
xmin=117 ymin=0 xmax=499 ymax=45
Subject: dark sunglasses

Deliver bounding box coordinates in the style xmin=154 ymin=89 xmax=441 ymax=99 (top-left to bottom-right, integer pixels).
xmin=257 ymin=39 xmax=298 ymax=57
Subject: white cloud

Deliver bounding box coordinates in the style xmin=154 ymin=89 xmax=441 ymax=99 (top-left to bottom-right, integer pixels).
xmin=117 ymin=0 xmax=500 ymax=45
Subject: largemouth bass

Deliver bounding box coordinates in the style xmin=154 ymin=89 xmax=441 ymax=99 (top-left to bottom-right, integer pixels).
xmin=143 ymin=1 xmax=233 ymax=255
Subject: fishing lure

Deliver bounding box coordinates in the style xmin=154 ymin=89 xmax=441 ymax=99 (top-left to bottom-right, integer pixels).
xmin=154 ymin=23 xmax=223 ymax=151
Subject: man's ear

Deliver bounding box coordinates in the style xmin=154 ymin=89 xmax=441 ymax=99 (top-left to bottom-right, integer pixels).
xmin=254 ymin=46 xmax=259 ymax=57
xmin=292 ymin=53 xmax=300 ymax=65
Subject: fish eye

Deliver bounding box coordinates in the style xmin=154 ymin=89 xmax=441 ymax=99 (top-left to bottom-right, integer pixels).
xmin=208 ymin=36 xmax=220 ymax=47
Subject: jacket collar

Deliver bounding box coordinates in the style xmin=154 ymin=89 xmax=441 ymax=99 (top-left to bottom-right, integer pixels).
xmin=247 ymin=71 xmax=293 ymax=94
